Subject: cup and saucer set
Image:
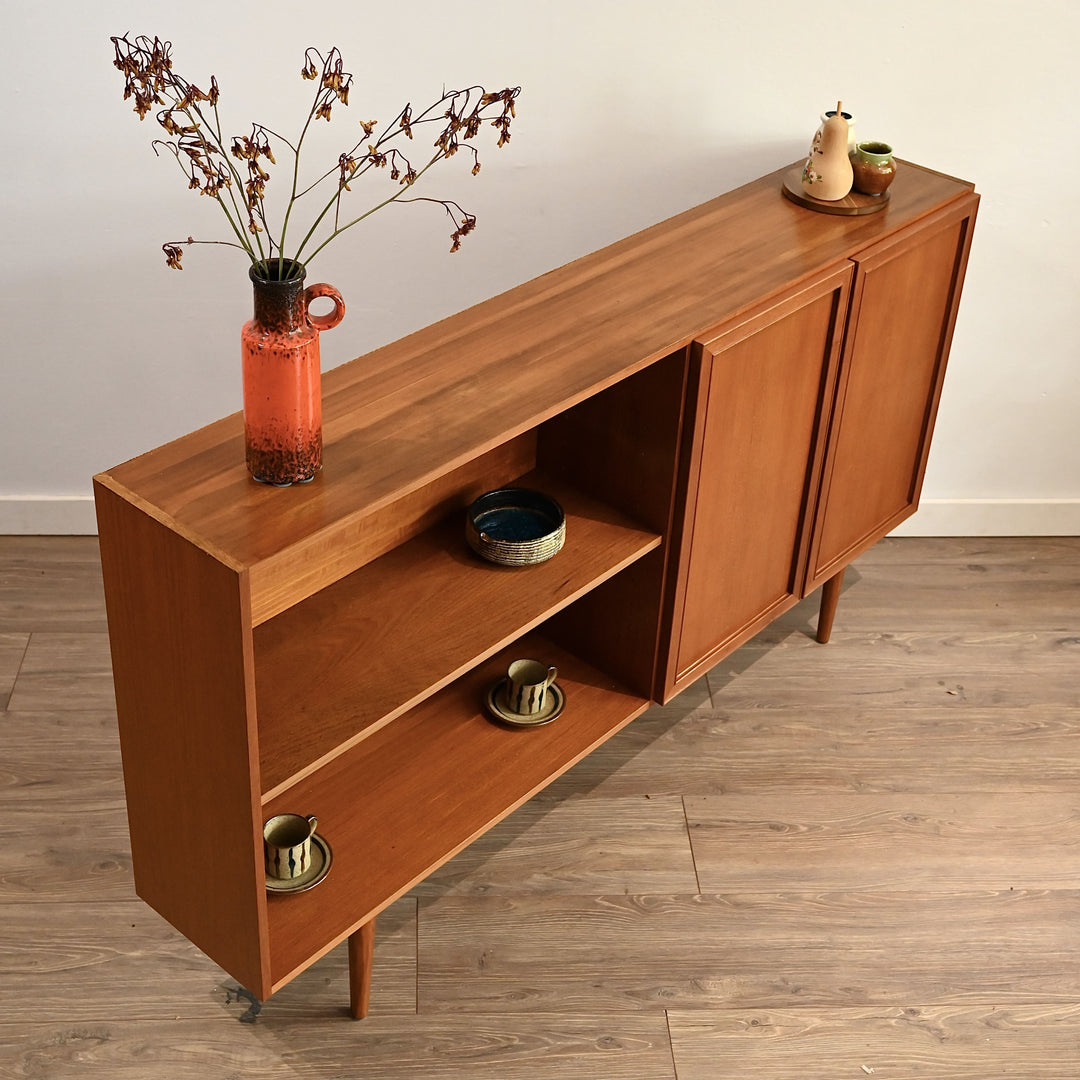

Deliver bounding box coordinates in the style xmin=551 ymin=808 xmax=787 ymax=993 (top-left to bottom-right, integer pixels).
xmin=263 ymin=812 xmax=332 ymax=893
xmin=485 ymin=658 xmax=565 ymax=727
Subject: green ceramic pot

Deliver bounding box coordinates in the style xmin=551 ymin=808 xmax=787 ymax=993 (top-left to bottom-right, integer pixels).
xmin=850 ymin=141 xmax=897 ymax=196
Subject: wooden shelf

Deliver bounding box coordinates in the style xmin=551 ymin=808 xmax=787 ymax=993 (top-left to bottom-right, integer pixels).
xmin=263 ymin=630 xmax=651 ymax=989
xmin=253 ymin=472 xmax=661 ymax=799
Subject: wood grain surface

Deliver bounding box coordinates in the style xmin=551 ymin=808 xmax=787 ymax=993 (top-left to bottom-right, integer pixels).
xmin=668 ymin=267 xmax=849 ymax=690
xmin=5 ymin=535 xmax=1080 ymax=1078
xmin=2 ymin=710 xmax=124 ymax=811
xmin=94 ymin=488 xmax=269 ymax=996
xmin=411 ymin=795 xmax=699 ymax=897
xmin=705 ymin=628 xmax=1080 ymax=708
xmin=5 ymin=632 xmax=115 ymax=712
xmin=0 ymin=633 xmax=28 ymax=708
xmin=547 ymin=701 xmax=1080 ymax=798
xmin=0 ymin=536 xmax=107 ymax=632
xmin=254 ymin=472 xmax=661 ymax=796
xmin=263 ymin=632 xmax=652 ymax=988
xmin=797 ymin=536 xmax=1080 ymax=631
xmin=685 ymin=793 xmax=1080 ymax=891
xmin=416 ymin=888 xmax=1080 ymax=1012
xmin=667 ymin=1004 xmax=1080 ymax=1079
xmin=96 ymin=163 xmax=974 ymax=580
xmin=0 ymin=1015 xmax=677 ymax=1079
xmin=807 ymin=202 xmax=977 ymax=586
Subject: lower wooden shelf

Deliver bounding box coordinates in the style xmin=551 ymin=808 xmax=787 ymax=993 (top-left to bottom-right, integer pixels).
xmin=263 ymin=630 xmax=651 ymax=989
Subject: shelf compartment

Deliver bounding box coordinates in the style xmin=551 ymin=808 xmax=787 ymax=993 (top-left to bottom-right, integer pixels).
xmin=263 ymin=630 xmax=651 ymax=990
xmin=253 ymin=472 xmax=661 ymax=799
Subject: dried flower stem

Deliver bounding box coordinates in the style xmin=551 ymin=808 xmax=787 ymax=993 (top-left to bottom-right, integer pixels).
xmin=293 ymin=149 xmax=444 ymax=267
xmin=110 ymin=34 xmax=520 ymax=277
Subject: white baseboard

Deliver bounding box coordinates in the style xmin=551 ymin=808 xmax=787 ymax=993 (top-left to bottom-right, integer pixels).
xmin=890 ymin=499 xmax=1080 ymax=537
xmin=2 ymin=495 xmax=1078 ymax=538
xmin=0 ymin=496 xmax=98 ymax=535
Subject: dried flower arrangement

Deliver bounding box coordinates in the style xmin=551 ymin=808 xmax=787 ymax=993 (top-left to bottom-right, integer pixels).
xmin=109 ymin=34 xmax=521 ymax=279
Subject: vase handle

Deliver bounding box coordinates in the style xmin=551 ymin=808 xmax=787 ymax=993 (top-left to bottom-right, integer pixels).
xmin=303 ymin=283 xmax=346 ymax=332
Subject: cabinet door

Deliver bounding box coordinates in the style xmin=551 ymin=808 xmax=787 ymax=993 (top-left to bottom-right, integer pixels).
xmin=806 ymin=197 xmax=979 ymax=590
xmin=661 ymin=265 xmax=852 ymax=699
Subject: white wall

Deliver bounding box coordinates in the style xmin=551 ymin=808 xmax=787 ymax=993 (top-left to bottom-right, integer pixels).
xmin=2 ymin=0 xmax=1077 ymax=534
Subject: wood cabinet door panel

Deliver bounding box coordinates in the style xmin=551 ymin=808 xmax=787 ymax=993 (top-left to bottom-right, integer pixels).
xmin=807 ymin=199 xmax=978 ymax=588
xmin=665 ymin=267 xmax=851 ymax=695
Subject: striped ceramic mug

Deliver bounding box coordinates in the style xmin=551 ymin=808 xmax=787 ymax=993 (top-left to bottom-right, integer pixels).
xmin=263 ymin=813 xmax=318 ymax=880
xmin=505 ymin=659 xmax=558 ymax=716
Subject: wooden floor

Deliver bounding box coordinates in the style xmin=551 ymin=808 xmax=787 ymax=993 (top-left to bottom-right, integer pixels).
xmin=3 ymin=535 xmax=1079 ymax=1078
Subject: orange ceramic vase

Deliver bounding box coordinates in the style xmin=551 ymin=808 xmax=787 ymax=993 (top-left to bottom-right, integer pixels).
xmin=241 ymin=260 xmax=345 ymax=485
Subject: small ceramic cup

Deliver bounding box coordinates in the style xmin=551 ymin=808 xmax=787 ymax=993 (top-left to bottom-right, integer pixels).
xmin=504 ymin=659 xmax=558 ymax=716
xmin=264 ymin=813 xmax=318 ymax=880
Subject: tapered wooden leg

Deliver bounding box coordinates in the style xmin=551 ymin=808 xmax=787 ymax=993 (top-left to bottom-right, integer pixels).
xmin=816 ymin=568 xmax=846 ymax=644
xmin=348 ymin=918 xmax=376 ymax=1019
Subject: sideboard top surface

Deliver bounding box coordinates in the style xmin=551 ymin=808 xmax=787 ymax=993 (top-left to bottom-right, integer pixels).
xmin=97 ymin=160 xmax=974 ymax=572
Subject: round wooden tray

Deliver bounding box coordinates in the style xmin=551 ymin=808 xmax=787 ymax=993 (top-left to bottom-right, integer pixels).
xmin=781 ymin=166 xmax=890 ymax=216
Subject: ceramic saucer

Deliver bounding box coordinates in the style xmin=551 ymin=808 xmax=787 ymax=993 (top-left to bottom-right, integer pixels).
xmin=265 ymin=833 xmax=332 ymax=893
xmin=485 ymin=677 xmax=565 ymax=727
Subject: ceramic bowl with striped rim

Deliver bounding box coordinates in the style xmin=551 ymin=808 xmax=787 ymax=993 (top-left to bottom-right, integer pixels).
xmin=466 ymin=487 xmax=566 ymax=566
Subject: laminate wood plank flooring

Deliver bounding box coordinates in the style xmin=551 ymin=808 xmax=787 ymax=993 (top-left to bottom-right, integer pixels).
xmin=685 ymin=793 xmax=1080 ymax=891
xmin=0 ymin=633 xmax=28 ymax=708
xmin=411 ymin=795 xmax=699 ymax=897
xmin=706 ymin=628 xmax=1079 ymax=708
xmin=0 ymin=810 xmax=132 ymax=902
xmin=6 ymin=632 xmax=115 ymax=712
xmin=798 ymin=536 xmax=1080 ymax=633
xmin=547 ymin=703 xmax=1080 ymax=797
xmin=0 ymin=895 xmax=418 ymax=1024
xmin=416 ymin=888 xmax=1080 ymax=1011
xmin=0 ymin=1014 xmax=677 ymax=1079
xmin=4 ymin=709 xmax=124 ymax=809
xmin=3 ymin=535 xmax=1079 ymax=1079
xmin=0 ymin=536 xmax=107 ymax=633
xmin=667 ymin=1004 xmax=1080 ymax=1079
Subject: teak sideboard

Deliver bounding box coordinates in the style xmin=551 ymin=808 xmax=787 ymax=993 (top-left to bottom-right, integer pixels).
xmin=94 ymin=159 xmax=978 ymax=1017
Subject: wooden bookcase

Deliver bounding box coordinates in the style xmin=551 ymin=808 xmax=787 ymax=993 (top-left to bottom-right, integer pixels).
xmin=94 ymin=160 xmax=978 ymax=1014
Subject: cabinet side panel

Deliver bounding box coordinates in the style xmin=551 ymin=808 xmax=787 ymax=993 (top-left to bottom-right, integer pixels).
xmin=94 ymin=479 xmax=269 ymax=997
xmin=809 ymin=201 xmax=978 ymax=584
